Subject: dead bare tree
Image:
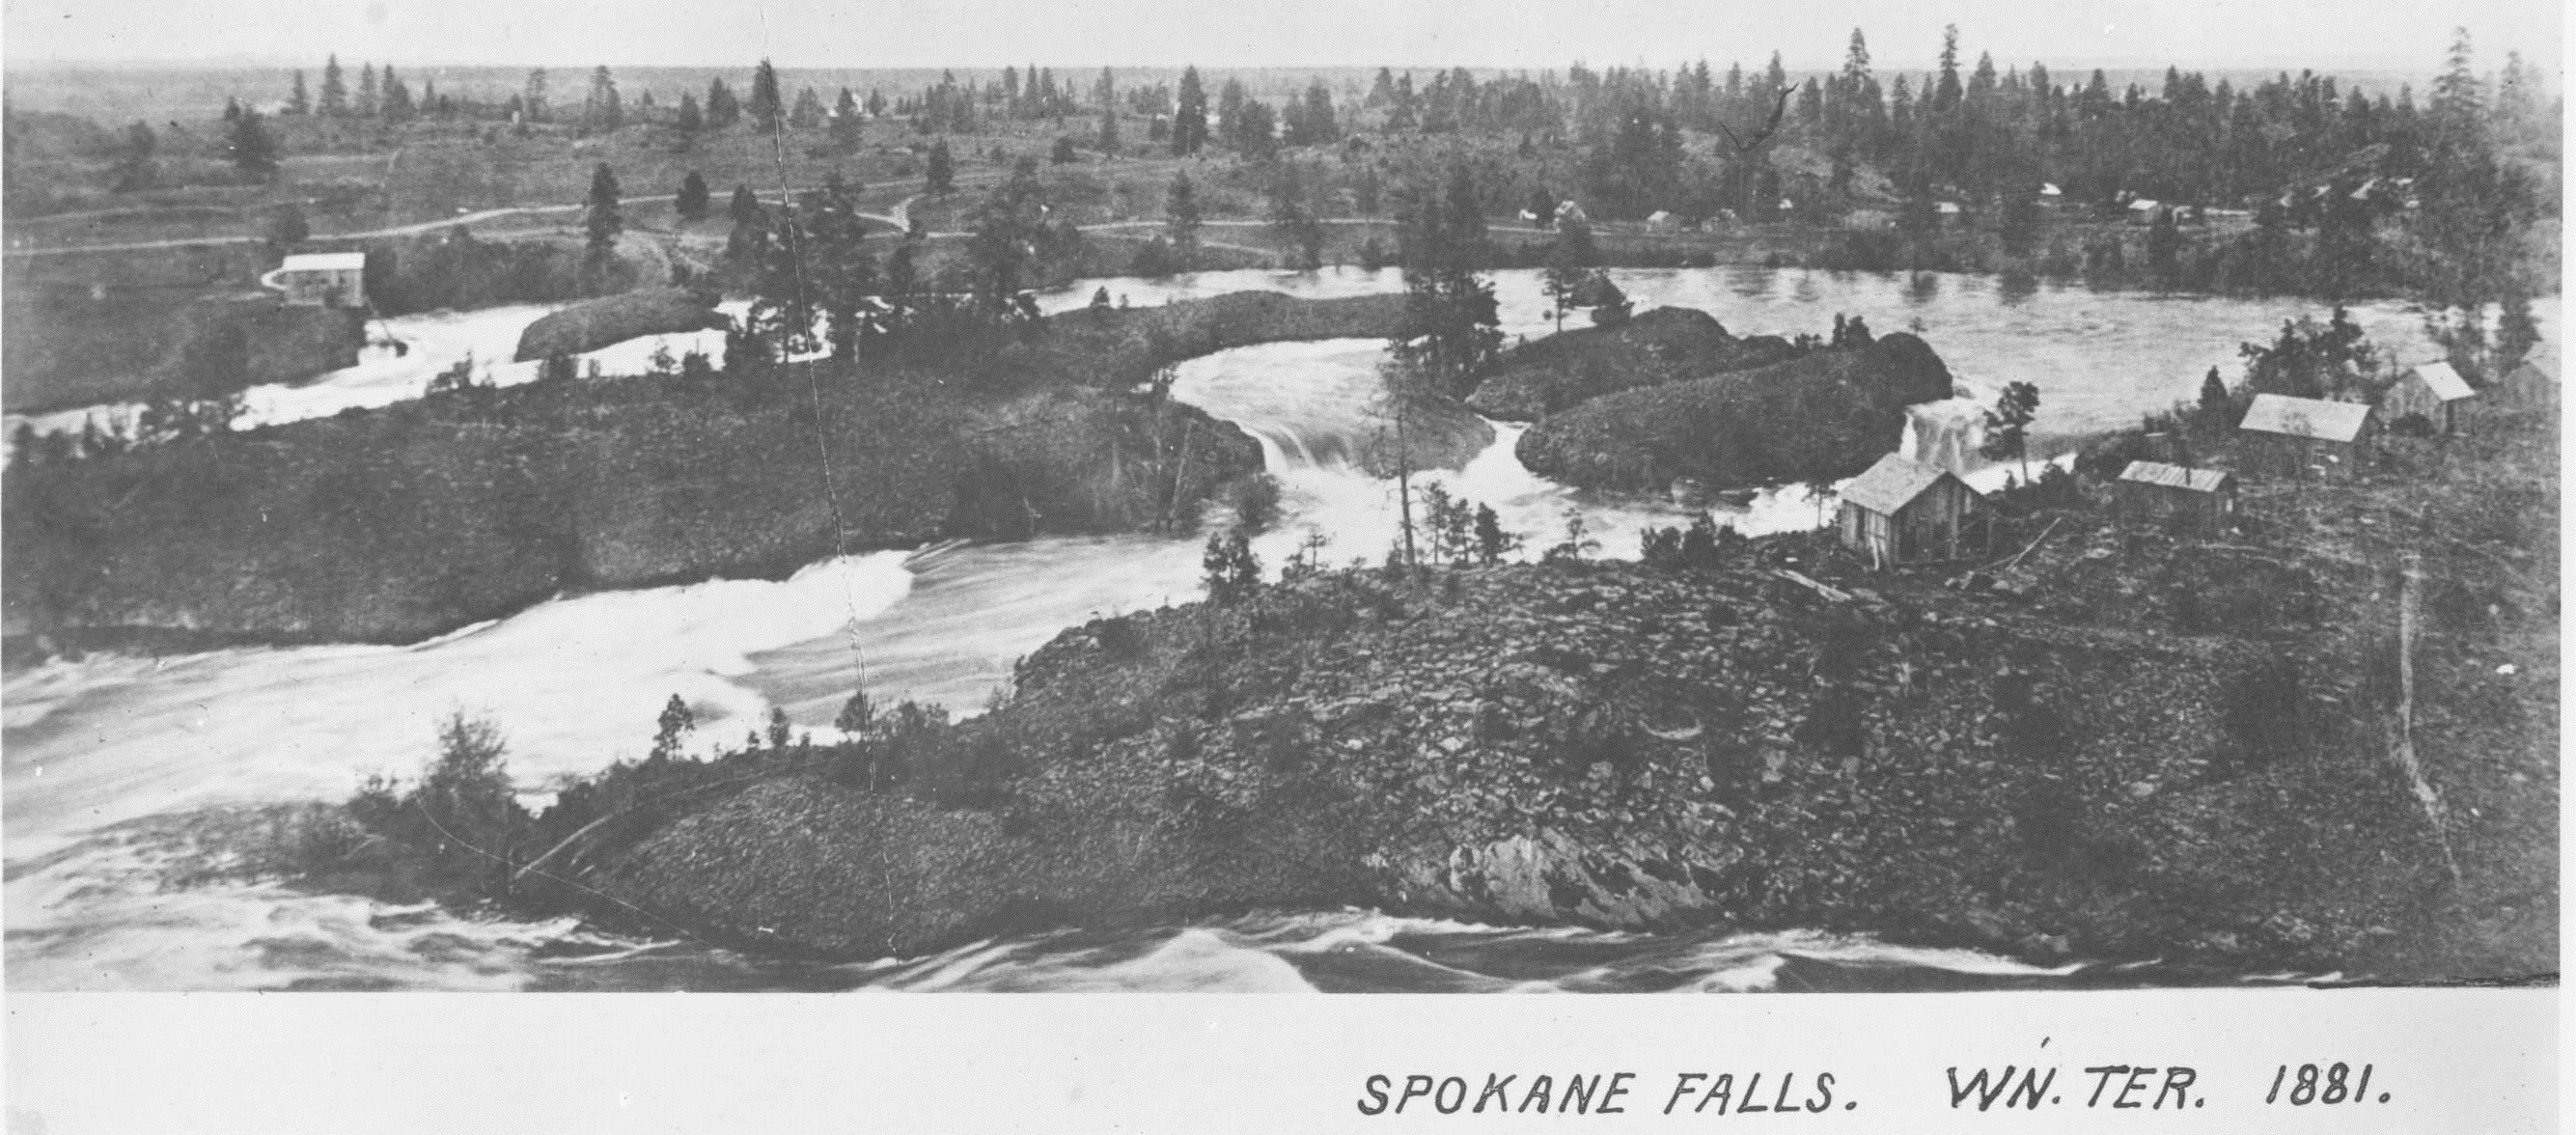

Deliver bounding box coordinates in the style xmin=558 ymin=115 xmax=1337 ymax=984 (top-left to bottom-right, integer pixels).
xmin=1712 ymin=87 xmax=1794 ymax=155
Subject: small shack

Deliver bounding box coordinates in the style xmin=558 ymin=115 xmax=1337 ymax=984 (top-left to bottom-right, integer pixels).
xmin=2237 ymin=393 xmax=2375 ymax=480
xmin=2115 ymin=460 xmax=2237 ymax=535
xmin=2496 ymin=359 xmax=2557 ymax=413
xmin=2380 ymin=361 xmax=2476 ymax=433
xmin=260 ymin=252 xmax=368 ymax=309
xmin=1836 ymin=453 xmax=1985 ymax=568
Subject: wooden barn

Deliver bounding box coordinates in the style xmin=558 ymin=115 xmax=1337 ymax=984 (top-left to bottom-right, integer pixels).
xmin=2115 ymin=460 xmax=2238 ymax=535
xmin=2380 ymin=361 xmax=2476 ymax=433
xmin=2497 ymin=359 xmax=2558 ymax=413
xmin=2237 ymin=394 xmax=2376 ymax=480
xmin=1836 ymin=453 xmax=1986 ymax=568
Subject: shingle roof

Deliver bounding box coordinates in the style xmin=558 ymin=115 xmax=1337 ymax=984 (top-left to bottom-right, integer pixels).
xmin=2406 ymin=361 xmax=2476 ymax=401
xmin=2238 ymin=394 xmax=2372 ymax=442
xmin=1841 ymin=453 xmax=1956 ymax=514
xmin=2118 ymin=460 xmax=2233 ymax=493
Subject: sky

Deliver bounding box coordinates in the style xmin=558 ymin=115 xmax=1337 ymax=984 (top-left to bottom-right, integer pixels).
xmin=3 ymin=0 xmax=2561 ymax=74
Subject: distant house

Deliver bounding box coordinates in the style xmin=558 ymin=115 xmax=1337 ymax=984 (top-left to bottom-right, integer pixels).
xmin=2115 ymin=461 xmax=2238 ymax=536
xmin=2125 ymin=199 xmax=2163 ymax=225
xmin=2380 ymin=361 xmax=2476 ymax=433
xmin=1836 ymin=453 xmax=1987 ymax=568
xmin=1645 ymin=209 xmax=1677 ymax=231
xmin=2497 ymin=359 xmax=2558 ymax=412
xmin=2238 ymin=393 xmax=2376 ymax=479
xmin=260 ymin=252 xmax=368 ymax=308
xmin=1555 ymin=200 xmax=1588 ymax=227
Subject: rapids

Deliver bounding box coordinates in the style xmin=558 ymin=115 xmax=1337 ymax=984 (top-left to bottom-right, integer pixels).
xmin=3 ymin=266 xmax=2551 ymax=989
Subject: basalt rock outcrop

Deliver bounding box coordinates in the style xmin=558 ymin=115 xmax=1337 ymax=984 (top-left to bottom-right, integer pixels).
xmin=1465 ymin=307 xmax=1795 ymax=421
xmin=1514 ymin=333 xmax=1957 ymax=492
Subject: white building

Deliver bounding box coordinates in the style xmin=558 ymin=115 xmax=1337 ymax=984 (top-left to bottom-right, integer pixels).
xmin=260 ymin=253 xmax=368 ymax=308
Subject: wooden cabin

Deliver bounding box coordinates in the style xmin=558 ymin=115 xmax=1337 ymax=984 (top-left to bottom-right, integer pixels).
xmin=2380 ymin=361 xmax=2476 ymax=433
xmin=2237 ymin=394 xmax=2375 ymax=480
xmin=1836 ymin=453 xmax=1985 ymax=568
xmin=258 ymin=252 xmax=368 ymax=309
xmin=2115 ymin=460 xmax=2238 ymax=536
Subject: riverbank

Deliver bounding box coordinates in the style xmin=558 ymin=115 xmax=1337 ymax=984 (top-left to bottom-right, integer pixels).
xmin=259 ymin=394 xmax=2555 ymax=982
xmin=1 ymin=290 xmax=1413 ymax=650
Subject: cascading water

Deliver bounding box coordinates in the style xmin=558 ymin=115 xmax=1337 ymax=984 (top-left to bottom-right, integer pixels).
xmin=5 ymin=266 xmax=2547 ymax=990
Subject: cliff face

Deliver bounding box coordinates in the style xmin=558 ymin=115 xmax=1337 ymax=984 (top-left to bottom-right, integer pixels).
xmin=1464 ymin=308 xmax=1794 ymax=421
xmin=1514 ymin=333 xmax=1956 ymax=492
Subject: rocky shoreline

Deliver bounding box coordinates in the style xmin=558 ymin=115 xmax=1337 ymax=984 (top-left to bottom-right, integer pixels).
xmin=462 ymin=398 xmax=2551 ymax=983
xmin=2 ymin=291 xmax=1411 ymax=650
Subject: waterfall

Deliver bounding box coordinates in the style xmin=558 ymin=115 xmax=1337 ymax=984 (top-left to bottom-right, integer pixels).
xmin=1902 ymin=399 xmax=1989 ymax=474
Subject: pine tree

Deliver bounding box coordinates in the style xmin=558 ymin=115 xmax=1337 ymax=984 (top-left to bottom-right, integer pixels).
xmin=358 ymin=63 xmax=379 ymax=118
xmin=750 ymin=59 xmax=784 ymax=130
xmin=789 ymin=86 xmax=825 ymax=129
xmin=2197 ymin=366 xmax=2231 ymax=420
xmin=288 ymin=70 xmax=310 ymax=115
xmin=1098 ymin=106 xmax=1121 ymax=155
xmin=651 ymin=695 xmax=696 ymax=761
xmin=381 ymin=67 xmax=413 ymax=122
xmin=1935 ymin=25 xmax=1964 ymax=112
xmin=832 ymin=88 xmax=864 ymax=148
xmin=766 ymin=706 xmax=792 ymax=749
xmin=1173 ymin=66 xmax=1208 ymax=154
xmin=677 ymin=171 xmax=710 ymax=220
xmin=729 ymin=183 xmax=761 ymax=225
xmin=523 ymin=68 xmax=549 ymax=123
xmin=678 ymin=92 xmax=704 ymax=132
xmin=926 ymin=138 xmax=955 ymax=192
xmin=706 ymin=78 xmax=740 ymax=127
xmin=1166 ymin=171 xmax=1200 ymax=249
xmin=584 ymin=66 xmax=622 ymax=132
xmin=584 ymin=162 xmax=622 ymax=253
xmin=319 ymin=55 xmax=347 ymax=117
xmin=227 ymin=110 xmax=279 ymax=180
xmin=2430 ymin=26 xmax=2483 ymax=139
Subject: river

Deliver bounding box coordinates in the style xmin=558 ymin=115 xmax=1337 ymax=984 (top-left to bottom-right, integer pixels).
xmin=2 ymin=267 xmax=2550 ymax=990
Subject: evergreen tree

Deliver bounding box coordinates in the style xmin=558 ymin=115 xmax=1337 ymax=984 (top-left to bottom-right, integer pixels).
xmin=319 ymin=55 xmax=347 ymax=117
xmin=381 ymin=67 xmax=414 ymax=122
xmin=583 ymin=65 xmax=623 ymax=131
xmin=832 ymin=88 xmax=864 ymax=148
xmin=676 ymin=171 xmax=710 ymax=220
xmin=1934 ymin=25 xmax=1964 ymax=112
xmin=1201 ymin=528 xmax=1261 ymax=605
xmin=2197 ymin=366 xmax=2231 ymax=421
xmin=1097 ymin=106 xmax=1121 ymax=155
xmin=789 ymin=86 xmax=825 ymax=129
xmin=926 ymin=138 xmax=956 ymax=192
xmin=651 ymin=695 xmax=696 ymax=761
xmin=1173 ymin=66 xmax=1208 ymax=154
xmin=288 ymin=69 xmax=310 ymax=115
xmin=1051 ymin=136 xmax=1078 ymax=164
xmin=2429 ymin=26 xmax=2483 ymax=141
xmin=584 ymin=162 xmax=622 ymax=253
xmin=729 ymin=183 xmax=762 ymax=225
xmin=1166 ymin=171 xmax=1201 ymax=249
xmin=678 ymin=92 xmax=704 ymax=132
xmin=227 ymin=110 xmax=279 ymax=180
xmin=750 ymin=59 xmax=785 ymax=130
xmin=358 ymin=63 xmax=379 ymax=117
xmin=1980 ymin=380 xmax=2040 ymax=480
xmin=523 ymin=68 xmax=549 ymax=123
xmin=706 ymin=77 xmax=740 ymax=127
